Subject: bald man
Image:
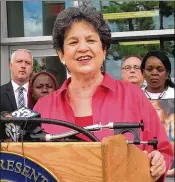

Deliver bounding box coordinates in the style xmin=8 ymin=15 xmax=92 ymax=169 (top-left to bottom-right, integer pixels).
xmin=121 ymin=56 xmax=144 ymax=87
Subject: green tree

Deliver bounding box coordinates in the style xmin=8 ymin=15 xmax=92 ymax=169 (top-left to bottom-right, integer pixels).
xmin=32 ymin=57 xmax=46 ymax=74
xmin=102 ymin=1 xmax=159 ymax=32
xmin=102 ymin=1 xmax=174 ymax=61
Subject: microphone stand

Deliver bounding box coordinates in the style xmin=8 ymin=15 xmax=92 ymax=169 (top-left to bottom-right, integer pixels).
xmin=1 ymin=117 xmax=158 ymax=149
xmin=31 ymin=120 xmax=158 ymax=149
xmin=1 ymin=117 xmax=99 ymax=142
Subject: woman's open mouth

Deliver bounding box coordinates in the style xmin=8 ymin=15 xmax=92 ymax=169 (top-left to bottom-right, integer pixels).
xmin=76 ymin=56 xmax=92 ymax=63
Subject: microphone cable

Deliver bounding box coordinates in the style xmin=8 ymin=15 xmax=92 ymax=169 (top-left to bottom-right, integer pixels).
xmin=20 ymin=118 xmax=28 ymax=182
xmin=1 ymin=117 xmax=99 ymax=142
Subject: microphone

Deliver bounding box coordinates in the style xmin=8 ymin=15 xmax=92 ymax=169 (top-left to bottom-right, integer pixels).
xmin=1 ymin=111 xmax=18 ymax=141
xmin=0 ymin=111 xmax=12 ymax=140
xmin=3 ymin=107 xmax=40 ymax=142
xmin=31 ymin=122 xmax=143 ymax=141
xmin=11 ymin=107 xmax=40 ymax=118
xmin=0 ymin=111 xmax=13 ymax=118
xmin=30 ymin=124 xmax=102 ymax=141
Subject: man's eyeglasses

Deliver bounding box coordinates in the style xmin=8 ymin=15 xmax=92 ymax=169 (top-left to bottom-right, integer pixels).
xmin=122 ymin=65 xmax=141 ymax=71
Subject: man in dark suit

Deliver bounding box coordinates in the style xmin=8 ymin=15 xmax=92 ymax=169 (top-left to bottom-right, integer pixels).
xmin=0 ymin=49 xmax=33 ymax=140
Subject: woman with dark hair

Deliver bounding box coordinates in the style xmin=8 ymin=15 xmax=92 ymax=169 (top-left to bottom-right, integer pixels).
xmin=141 ymin=50 xmax=175 ymax=99
xmin=28 ymin=71 xmax=59 ymax=108
xmin=33 ymin=5 xmax=173 ymax=181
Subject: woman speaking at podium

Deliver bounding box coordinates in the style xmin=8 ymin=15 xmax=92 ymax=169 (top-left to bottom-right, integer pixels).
xmin=33 ymin=5 xmax=173 ymax=181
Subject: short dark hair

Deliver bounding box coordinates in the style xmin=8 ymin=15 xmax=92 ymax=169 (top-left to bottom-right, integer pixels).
xmin=52 ymin=5 xmax=111 ymax=52
xmin=141 ymin=50 xmax=175 ymax=88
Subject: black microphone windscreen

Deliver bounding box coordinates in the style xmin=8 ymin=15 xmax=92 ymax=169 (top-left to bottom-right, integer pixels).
xmin=0 ymin=111 xmax=12 ymax=118
xmin=11 ymin=107 xmax=40 ymax=118
xmin=4 ymin=107 xmax=41 ymax=141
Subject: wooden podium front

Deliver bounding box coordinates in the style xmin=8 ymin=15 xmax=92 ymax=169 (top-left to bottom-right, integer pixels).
xmin=0 ymin=134 xmax=153 ymax=182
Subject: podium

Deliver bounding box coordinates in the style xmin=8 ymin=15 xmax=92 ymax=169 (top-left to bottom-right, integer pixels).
xmin=0 ymin=134 xmax=154 ymax=182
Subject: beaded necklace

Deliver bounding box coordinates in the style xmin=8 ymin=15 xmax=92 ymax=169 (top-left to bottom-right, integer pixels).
xmin=144 ymin=87 xmax=167 ymax=100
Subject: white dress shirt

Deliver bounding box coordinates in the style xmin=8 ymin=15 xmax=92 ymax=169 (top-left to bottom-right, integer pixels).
xmin=11 ymin=80 xmax=29 ymax=108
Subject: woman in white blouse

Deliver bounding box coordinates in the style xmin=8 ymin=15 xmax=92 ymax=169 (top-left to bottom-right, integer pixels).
xmin=141 ymin=50 xmax=175 ymax=176
xmin=141 ymin=50 xmax=175 ymax=100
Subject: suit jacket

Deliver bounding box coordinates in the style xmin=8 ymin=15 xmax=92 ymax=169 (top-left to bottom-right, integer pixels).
xmin=0 ymin=81 xmax=17 ymax=140
xmin=0 ymin=81 xmax=17 ymax=113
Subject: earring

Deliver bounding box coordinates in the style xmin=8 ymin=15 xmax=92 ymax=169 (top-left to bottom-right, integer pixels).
xmin=167 ymin=75 xmax=170 ymax=80
xmin=61 ymin=60 xmax=65 ymax=65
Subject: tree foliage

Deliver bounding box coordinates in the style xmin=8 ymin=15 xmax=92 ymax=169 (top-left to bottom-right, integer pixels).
xmin=32 ymin=57 xmax=46 ymax=74
xmin=102 ymin=1 xmax=174 ymax=61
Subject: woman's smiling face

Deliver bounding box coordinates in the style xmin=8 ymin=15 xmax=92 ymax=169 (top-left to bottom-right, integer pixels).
xmin=57 ymin=21 xmax=106 ymax=76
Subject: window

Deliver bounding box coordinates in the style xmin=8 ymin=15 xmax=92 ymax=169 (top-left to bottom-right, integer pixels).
xmin=101 ymin=1 xmax=174 ymax=32
xmin=6 ymin=1 xmax=73 ymax=37
xmin=33 ymin=56 xmax=67 ymax=87
xmin=164 ymin=40 xmax=175 ymax=82
xmin=160 ymin=1 xmax=174 ymax=29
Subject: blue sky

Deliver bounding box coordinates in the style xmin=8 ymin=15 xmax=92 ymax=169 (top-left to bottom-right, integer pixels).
xmin=22 ymin=1 xmax=73 ymax=36
xmin=23 ymin=1 xmax=43 ymax=36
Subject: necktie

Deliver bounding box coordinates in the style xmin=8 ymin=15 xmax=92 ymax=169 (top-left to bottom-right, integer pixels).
xmin=18 ymin=87 xmax=25 ymax=108
xmin=9 ymin=87 xmax=25 ymax=142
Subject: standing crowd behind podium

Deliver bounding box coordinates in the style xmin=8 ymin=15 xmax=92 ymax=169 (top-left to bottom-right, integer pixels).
xmin=0 ymin=5 xmax=174 ymax=181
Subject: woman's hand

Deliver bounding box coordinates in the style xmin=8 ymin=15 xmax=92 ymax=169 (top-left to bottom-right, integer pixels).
xmin=144 ymin=150 xmax=166 ymax=181
xmin=167 ymin=168 xmax=175 ymax=176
